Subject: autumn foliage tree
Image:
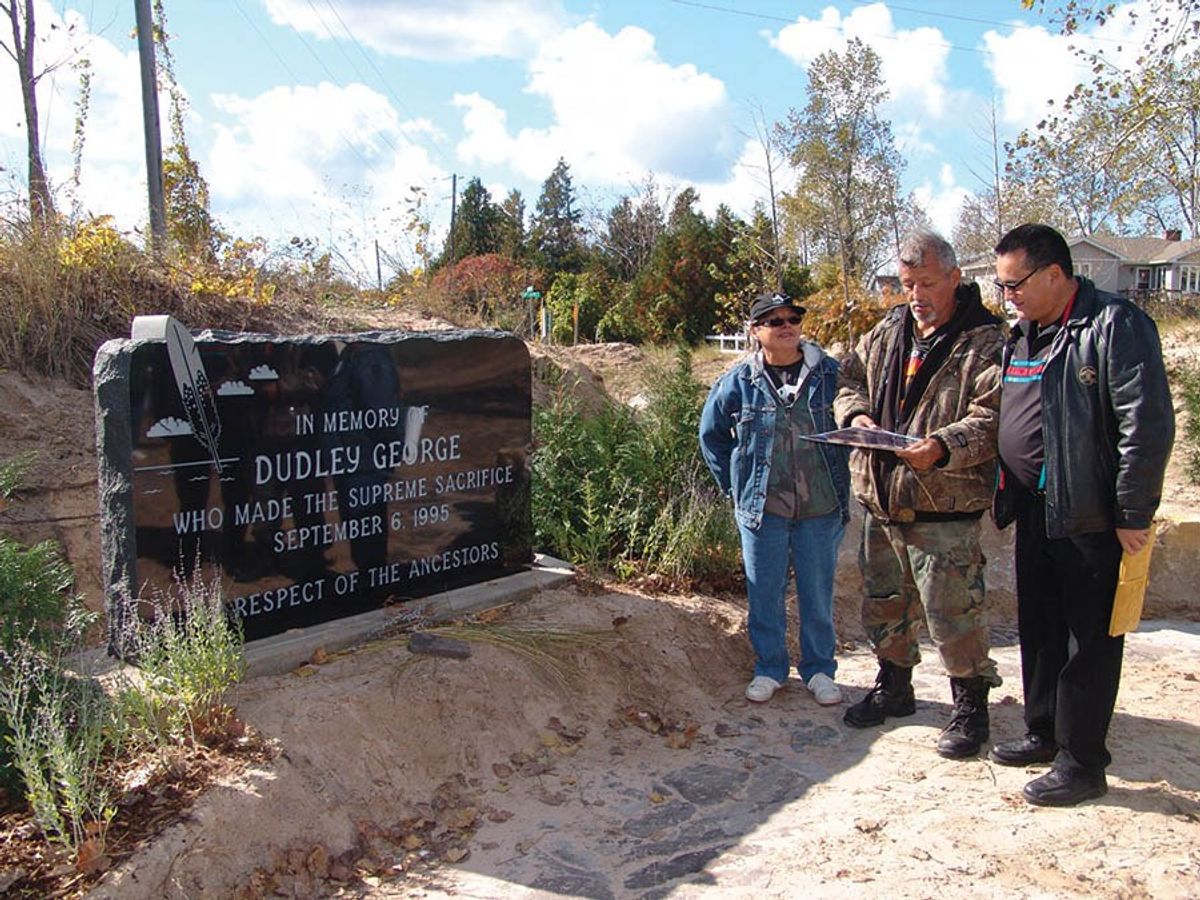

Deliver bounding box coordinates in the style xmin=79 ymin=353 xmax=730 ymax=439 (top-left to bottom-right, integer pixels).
xmin=429 ymin=253 xmax=542 ymax=324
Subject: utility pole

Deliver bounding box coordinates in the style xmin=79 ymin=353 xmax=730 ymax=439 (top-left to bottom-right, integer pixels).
xmin=135 ymin=0 xmax=167 ymax=253
xmin=448 ymin=173 xmax=458 ymax=264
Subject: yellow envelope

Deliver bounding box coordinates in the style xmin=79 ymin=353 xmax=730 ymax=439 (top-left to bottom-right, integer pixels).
xmin=1109 ymin=539 xmax=1155 ymax=637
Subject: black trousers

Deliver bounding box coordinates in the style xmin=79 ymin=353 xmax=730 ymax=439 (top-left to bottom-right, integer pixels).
xmin=1014 ymin=493 xmax=1125 ymax=774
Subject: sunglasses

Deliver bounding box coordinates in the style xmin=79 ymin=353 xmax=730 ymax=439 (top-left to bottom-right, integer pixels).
xmin=757 ymin=315 xmax=803 ymax=328
xmin=993 ymin=264 xmax=1046 ymax=295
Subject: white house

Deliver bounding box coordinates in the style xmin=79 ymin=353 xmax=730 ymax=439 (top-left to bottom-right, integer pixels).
xmin=961 ymin=231 xmax=1200 ymax=299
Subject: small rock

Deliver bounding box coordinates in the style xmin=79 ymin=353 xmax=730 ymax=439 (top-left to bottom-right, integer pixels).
xmin=408 ymin=632 xmax=473 ymax=659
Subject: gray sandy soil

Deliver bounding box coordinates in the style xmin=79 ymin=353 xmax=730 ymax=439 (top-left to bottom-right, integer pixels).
xmin=91 ymin=584 xmax=1200 ymax=899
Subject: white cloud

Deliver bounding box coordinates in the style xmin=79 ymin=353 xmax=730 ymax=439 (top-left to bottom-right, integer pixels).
xmin=206 ymin=81 xmax=447 ymax=273
xmin=983 ymin=3 xmax=1148 ymax=130
xmin=768 ymin=2 xmax=951 ymax=118
xmin=913 ymin=163 xmax=970 ymax=238
xmin=894 ymin=121 xmax=935 ymax=158
xmin=0 ymin=1 xmax=156 ymax=227
xmin=148 ymin=417 xmax=193 ymax=438
xmin=456 ymin=21 xmax=737 ymax=187
xmin=263 ymin=0 xmax=567 ymax=61
xmin=217 ymin=380 xmax=255 ymax=396
xmin=690 ymin=137 xmax=797 ymax=222
xmin=247 ymin=365 xmax=279 ymax=381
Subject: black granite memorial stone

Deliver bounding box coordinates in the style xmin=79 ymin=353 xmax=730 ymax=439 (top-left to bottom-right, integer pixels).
xmin=95 ymin=321 xmax=532 ymax=643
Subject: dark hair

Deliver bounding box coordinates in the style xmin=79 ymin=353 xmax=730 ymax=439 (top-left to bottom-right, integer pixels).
xmin=994 ymin=223 xmax=1073 ymax=278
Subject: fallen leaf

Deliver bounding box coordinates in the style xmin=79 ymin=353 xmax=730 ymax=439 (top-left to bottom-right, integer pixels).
xmin=515 ymin=840 xmax=534 ymax=855
xmin=648 ymin=792 xmax=666 ymax=805
xmin=611 ymin=616 xmax=629 ymax=629
xmin=402 ymin=834 xmax=425 ymax=850
xmin=293 ymin=665 xmax=317 ymax=677
xmin=307 ymin=845 xmax=330 ymax=878
xmin=487 ymin=809 xmax=514 ymax=823
xmin=310 ymin=647 xmax=329 ymax=665
xmin=492 ymin=763 xmax=513 ymax=779
xmin=443 ymin=847 xmax=469 ymax=863
xmin=443 ymin=806 xmax=478 ymax=829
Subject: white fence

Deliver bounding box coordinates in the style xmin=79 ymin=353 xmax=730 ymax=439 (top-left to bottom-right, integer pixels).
xmin=705 ymin=333 xmax=747 ymax=354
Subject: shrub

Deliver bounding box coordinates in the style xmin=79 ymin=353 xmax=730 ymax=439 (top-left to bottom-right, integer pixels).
xmin=1172 ymin=357 xmax=1200 ymax=486
xmin=532 ymin=349 xmax=740 ymax=583
xmin=0 ymin=455 xmax=97 ymax=795
xmin=0 ymin=645 xmax=117 ymax=854
xmin=112 ymin=573 xmax=246 ymax=747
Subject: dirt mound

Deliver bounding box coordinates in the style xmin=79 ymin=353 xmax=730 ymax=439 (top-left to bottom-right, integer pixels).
xmin=90 ymin=584 xmax=1200 ymax=899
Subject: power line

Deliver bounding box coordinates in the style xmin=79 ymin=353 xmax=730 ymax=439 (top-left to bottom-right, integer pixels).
xmin=315 ymin=0 xmax=453 ymax=167
xmin=663 ymin=0 xmax=1124 ymax=59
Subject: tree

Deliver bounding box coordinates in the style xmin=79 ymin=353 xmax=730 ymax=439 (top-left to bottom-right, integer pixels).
xmin=599 ymin=176 xmax=665 ymax=280
xmin=496 ymin=188 xmax=527 ymax=259
xmin=1015 ymin=0 xmax=1200 ymax=236
xmin=1 ymin=1 xmax=56 ymax=224
xmin=778 ymin=38 xmax=905 ymax=319
xmin=739 ymin=101 xmax=789 ymax=290
xmin=1007 ymin=93 xmax=1136 ymax=235
xmin=629 ymin=191 xmax=722 ymax=344
xmin=953 ymin=97 xmax=1066 ymax=260
xmin=530 ymin=158 xmax=585 ymax=274
xmin=442 ymin=177 xmax=499 ymax=265
xmin=153 ymin=0 xmax=225 ymax=261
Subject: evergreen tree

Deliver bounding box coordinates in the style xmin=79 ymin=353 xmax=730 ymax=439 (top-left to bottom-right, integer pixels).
xmin=497 ymin=188 xmax=527 ymax=258
xmin=530 ymin=158 xmax=584 ymax=274
xmin=443 ymin=177 xmax=500 ymax=265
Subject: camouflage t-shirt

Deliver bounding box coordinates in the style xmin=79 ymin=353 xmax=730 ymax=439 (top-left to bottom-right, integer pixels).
xmin=763 ymin=369 xmax=838 ymax=521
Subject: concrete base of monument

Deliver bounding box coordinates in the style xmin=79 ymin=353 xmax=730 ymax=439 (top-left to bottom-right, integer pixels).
xmin=70 ymin=554 xmax=574 ymax=680
xmin=243 ymin=553 xmax=574 ymax=678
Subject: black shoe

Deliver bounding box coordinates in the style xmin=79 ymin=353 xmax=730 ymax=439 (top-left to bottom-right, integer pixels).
xmin=843 ymin=660 xmax=917 ymax=728
xmin=936 ymin=676 xmax=991 ymax=759
xmin=989 ymin=733 xmax=1058 ymax=767
xmin=1023 ymin=767 xmax=1107 ymax=807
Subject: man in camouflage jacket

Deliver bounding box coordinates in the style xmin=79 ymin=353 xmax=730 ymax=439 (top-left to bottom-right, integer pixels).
xmin=833 ymin=230 xmax=1006 ymax=759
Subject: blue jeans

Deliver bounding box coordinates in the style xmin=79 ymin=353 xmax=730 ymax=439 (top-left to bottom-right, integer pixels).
xmin=738 ymin=510 xmax=845 ymax=683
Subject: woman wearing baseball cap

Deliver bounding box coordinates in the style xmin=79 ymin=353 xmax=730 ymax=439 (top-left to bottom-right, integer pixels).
xmin=700 ymin=293 xmax=851 ymax=705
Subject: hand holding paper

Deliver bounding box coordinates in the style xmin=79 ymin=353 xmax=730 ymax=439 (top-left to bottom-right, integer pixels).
xmin=1109 ymin=537 xmax=1155 ymax=637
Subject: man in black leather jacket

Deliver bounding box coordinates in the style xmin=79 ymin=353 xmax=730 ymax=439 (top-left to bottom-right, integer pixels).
xmin=989 ymin=224 xmax=1174 ymax=807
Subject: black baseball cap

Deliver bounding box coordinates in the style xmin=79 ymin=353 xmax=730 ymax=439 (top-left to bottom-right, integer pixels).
xmin=749 ymin=292 xmax=807 ymax=323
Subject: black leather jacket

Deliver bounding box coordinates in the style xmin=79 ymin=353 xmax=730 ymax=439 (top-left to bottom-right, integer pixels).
xmin=993 ymin=277 xmax=1174 ymax=539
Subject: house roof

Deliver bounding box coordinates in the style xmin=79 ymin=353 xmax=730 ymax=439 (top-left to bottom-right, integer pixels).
xmin=1075 ymin=234 xmax=1200 ymax=264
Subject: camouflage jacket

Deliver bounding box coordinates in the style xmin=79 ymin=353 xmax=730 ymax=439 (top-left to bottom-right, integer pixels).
xmin=833 ymin=289 xmax=1005 ymax=523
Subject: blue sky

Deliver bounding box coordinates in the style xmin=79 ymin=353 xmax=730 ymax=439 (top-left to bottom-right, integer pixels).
xmin=0 ymin=1 xmax=1148 ymax=280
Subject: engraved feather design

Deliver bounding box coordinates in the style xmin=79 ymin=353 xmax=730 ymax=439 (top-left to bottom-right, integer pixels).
xmin=164 ymin=318 xmax=223 ymax=472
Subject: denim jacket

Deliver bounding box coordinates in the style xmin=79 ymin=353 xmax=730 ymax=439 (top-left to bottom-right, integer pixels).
xmin=699 ymin=343 xmax=851 ymax=530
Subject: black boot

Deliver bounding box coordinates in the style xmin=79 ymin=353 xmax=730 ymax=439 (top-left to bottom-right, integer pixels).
xmin=936 ymin=676 xmax=991 ymax=759
xmin=843 ymin=660 xmax=917 ymax=728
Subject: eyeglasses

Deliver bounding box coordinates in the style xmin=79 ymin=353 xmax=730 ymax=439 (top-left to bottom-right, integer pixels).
xmin=757 ymin=315 xmax=803 ymax=328
xmin=993 ymin=264 xmax=1046 ymax=295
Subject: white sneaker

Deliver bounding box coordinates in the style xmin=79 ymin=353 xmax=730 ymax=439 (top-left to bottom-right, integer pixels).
xmin=745 ymin=675 xmax=783 ymax=703
xmin=806 ymin=673 xmax=843 ymax=706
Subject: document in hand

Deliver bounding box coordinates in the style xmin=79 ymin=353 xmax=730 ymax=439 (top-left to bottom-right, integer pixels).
xmin=1109 ymin=539 xmax=1155 ymax=637
xmin=800 ymin=427 xmax=919 ymax=451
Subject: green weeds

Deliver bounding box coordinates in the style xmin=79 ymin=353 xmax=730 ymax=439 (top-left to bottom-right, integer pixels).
xmin=1172 ymin=357 xmax=1200 ymax=485
xmin=532 ymin=348 xmax=741 ymax=585
xmin=0 ymin=474 xmax=245 ymax=867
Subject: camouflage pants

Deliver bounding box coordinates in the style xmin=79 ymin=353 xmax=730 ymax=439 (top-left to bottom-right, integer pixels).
xmin=858 ymin=513 xmax=1000 ymax=685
